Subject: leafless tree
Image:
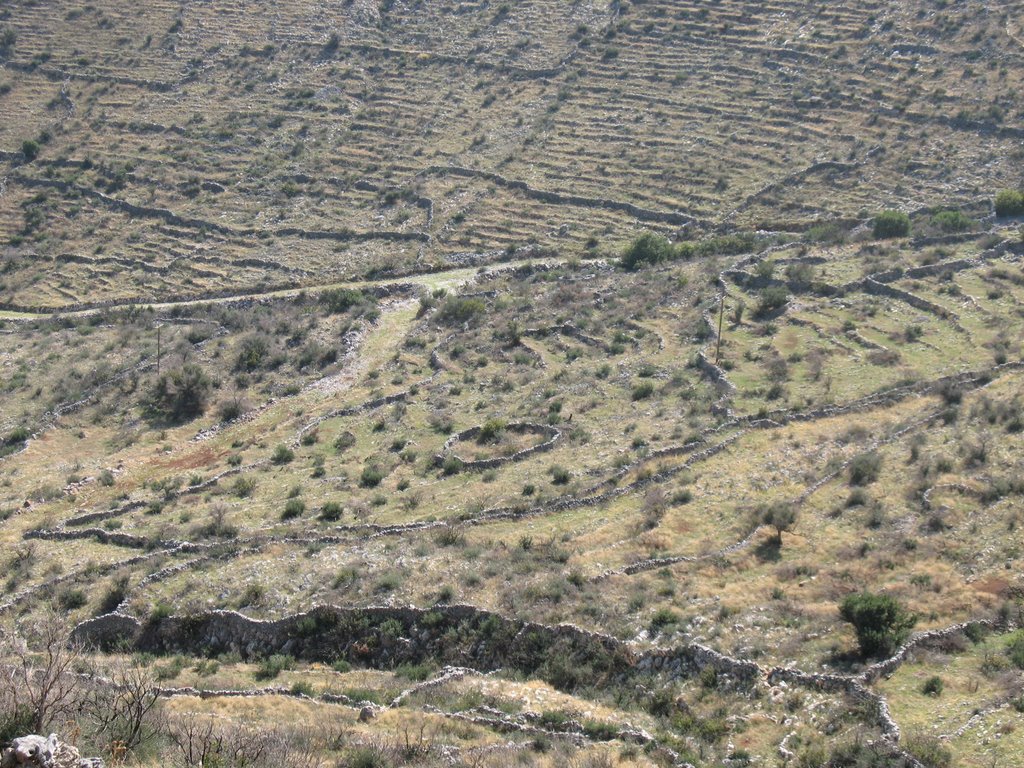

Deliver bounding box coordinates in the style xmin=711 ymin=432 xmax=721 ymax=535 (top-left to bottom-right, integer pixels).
xmin=0 ymin=608 xmax=85 ymax=733
xmin=82 ymin=656 xmax=163 ymax=754
xmin=166 ymin=713 xmax=281 ymax=768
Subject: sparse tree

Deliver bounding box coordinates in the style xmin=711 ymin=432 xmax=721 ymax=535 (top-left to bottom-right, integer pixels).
xmin=759 ymin=501 xmax=797 ymax=544
xmin=150 ymin=363 xmax=212 ymax=421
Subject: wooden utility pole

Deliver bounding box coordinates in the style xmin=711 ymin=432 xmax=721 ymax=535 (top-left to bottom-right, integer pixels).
xmin=715 ymin=294 xmax=725 ymax=365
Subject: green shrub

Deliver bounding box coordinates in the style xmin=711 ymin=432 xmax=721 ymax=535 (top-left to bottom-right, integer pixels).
xmin=21 ymin=139 xmax=39 ymax=161
xmin=2 ymin=426 xmax=30 ymax=446
xmin=395 ymin=662 xmax=434 ymax=681
xmin=0 ymin=27 xmax=17 ymax=58
xmin=333 ymin=430 xmax=356 ymax=452
xmin=148 ymin=364 xmax=212 ymax=421
xmin=930 ymin=209 xmax=975 ymax=233
xmin=849 ymin=451 xmax=882 ymax=485
xmin=873 ymin=210 xmax=911 ymax=239
xmin=360 ymin=464 xmax=385 ymax=487
xmin=346 ymin=747 xmax=390 ymax=768
xmin=994 ymin=189 xmax=1024 ymax=217
xmin=254 ymin=654 xmax=294 ymax=680
xmin=631 ymin=381 xmax=655 ymax=400
xmin=921 ymin=675 xmax=943 ymax=696
xmin=756 ymin=286 xmax=789 ymax=317
xmin=477 ymin=418 xmax=506 ymax=443
xmin=233 ymin=476 xmax=256 ymax=497
xmin=320 ymin=501 xmax=343 ymax=521
xmin=281 ymin=498 xmax=305 ymax=520
xmin=1008 ymin=631 xmax=1024 ymax=669
xmin=649 ymin=607 xmax=678 ymax=634
xmin=620 ymin=232 xmax=674 ymax=270
xmin=271 ymin=445 xmax=294 ymax=464
xmin=550 ymin=465 xmax=571 ymax=485
xmin=235 ymin=334 xmax=270 ymax=371
xmin=582 ymin=720 xmax=618 ymax=740
xmin=56 ymin=587 xmax=87 ymax=611
xmin=320 ymin=287 xmax=371 ymax=314
xmin=436 ymin=297 xmax=486 ymax=325
xmin=237 ymin=584 xmax=264 ymax=607
xmin=839 ymin=592 xmax=916 ymax=658
xmin=903 ymin=732 xmax=953 ymax=768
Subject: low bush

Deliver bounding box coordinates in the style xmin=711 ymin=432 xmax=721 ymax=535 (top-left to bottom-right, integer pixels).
xmin=994 ymin=188 xmax=1024 ymax=217
xmin=281 ymin=498 xmax=305 ymax=520
xmin=271 ymin=445 xmax=294 ymax=464
xmin=254 ymin=654 xmax=294 ymax=680
xmin=320 ymin=501 xmax=343 ymax=521
xmin=620 ymin=232 xmax=674 ymax=270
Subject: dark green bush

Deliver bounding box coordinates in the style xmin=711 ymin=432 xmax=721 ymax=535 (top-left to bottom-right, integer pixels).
xmin=149 ymin=364 xmax=212 ymax=421
xmin=271 ymin=444 xmax=294 ymax=464
xmin=839 ymin=592 xmax=916 ymax=657
xmin=1008 ymin=631 xmax=1024 ymax=669
xmin=436 ymin=297 xmax=486 ymax=325
xmin=281 ymin=498 xmax=305 ymax=520
xmin=254 ymin=653 xmax=294 ymax=680
xmin=477 ymin=418 xmax=506 ymax=443
xmin=873 ymin=210 xmax=911 ymax=239
xmin=56 ymin=587 xmax=87 ymax=611
xmin=441 ymin=455 xmax=463 ymax=476
xmin=756 ymin=286 xmax=789 ymax=317
xmin=360 ymin=464 xmax=385 ymax=487
xmin=333 ymin=430 xmax=356 ymax=452
xmin=620 ymin=232 xmax=674 ymax=270
xmin=849 ymin=451 xmax=882 ymax=485
xmin=930 ymin=209 xmax=975 ymax=233
xmin=631 ymin=381 xmax=655 ymax=400
xmin=320 ymin=287 xmax=372 ymax=314
xmin=235 ymin=334 xmax=270 ymax=372
xmin=320 ymin=501 xmax=343 ymax=521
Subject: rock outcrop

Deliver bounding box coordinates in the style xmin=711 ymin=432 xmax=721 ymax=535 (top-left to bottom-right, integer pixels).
xmin=0 ymin=734 xmax=104 ymax=768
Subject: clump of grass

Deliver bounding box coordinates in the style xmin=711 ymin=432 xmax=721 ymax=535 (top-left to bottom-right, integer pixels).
xmin=254 ymin=654 xmax=294 ymax=680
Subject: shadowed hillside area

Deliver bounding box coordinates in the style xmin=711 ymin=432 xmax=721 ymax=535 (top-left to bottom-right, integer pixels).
xmin=1 ymin=1 xmax=1024 ymax=767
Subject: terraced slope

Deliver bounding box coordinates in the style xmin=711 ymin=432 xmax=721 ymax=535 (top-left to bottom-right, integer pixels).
xmin=1 ymin=0 xmax=1022 ymax=308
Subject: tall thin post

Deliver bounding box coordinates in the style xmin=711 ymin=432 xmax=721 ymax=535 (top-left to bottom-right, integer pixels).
xmin=156 ymin=325 xmax=162 ymax=376
xmin=715 ymin=294 xmax=725 ymax=365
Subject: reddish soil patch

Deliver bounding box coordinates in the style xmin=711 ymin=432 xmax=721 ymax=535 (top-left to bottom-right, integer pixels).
xmin=153 ymin=446 xmax=221 ymax=471
xmin=973 ymin=576 xmax=1010 ymax=597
